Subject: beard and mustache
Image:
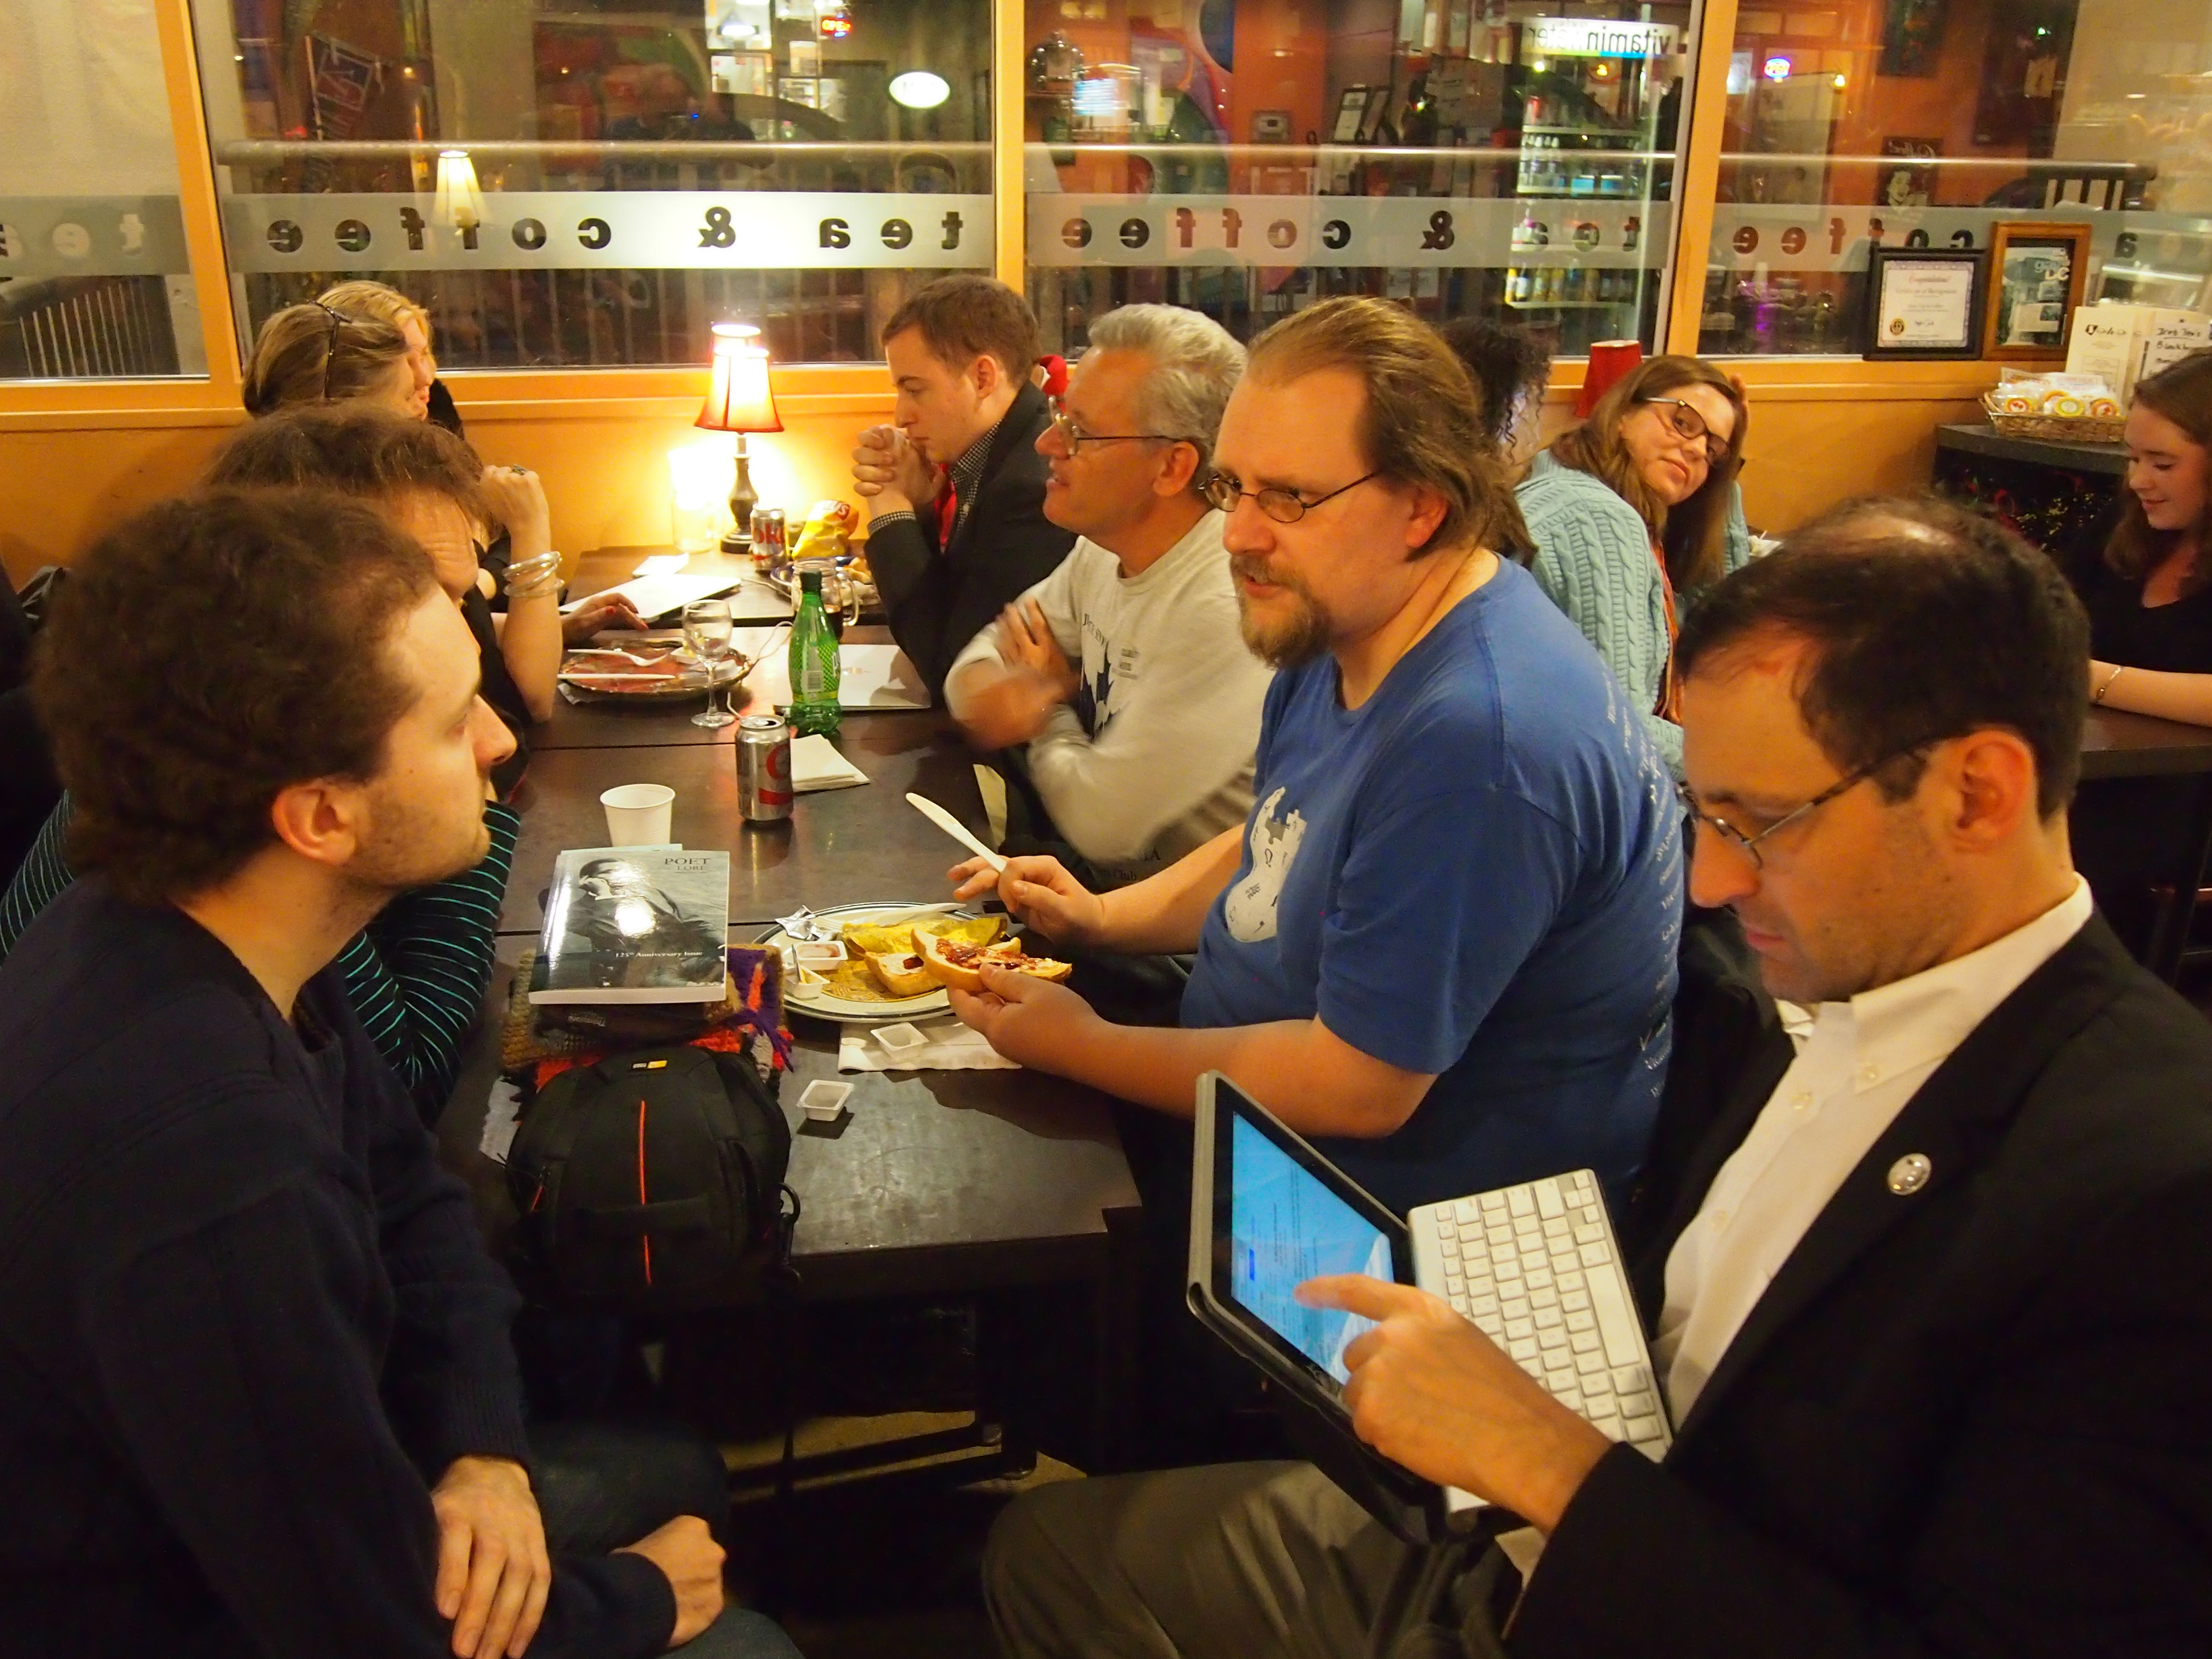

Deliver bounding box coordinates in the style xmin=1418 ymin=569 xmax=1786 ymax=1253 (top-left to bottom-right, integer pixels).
xmin=1231 ymin=553 xmax=1333 ymax=669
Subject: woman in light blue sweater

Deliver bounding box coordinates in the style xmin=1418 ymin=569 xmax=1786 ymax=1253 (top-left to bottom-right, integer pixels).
xmin=1518 ymin=355 xmax=1751 ymax=773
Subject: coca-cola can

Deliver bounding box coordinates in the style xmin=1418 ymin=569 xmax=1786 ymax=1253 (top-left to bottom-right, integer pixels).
xmin=737 ymin=714 xmax=793 ymax=822
xmin=750 ymin=507 xmax=785 ymax=573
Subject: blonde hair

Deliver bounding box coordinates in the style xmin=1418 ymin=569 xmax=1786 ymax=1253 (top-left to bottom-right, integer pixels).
xmin=1244 ymin=296 xmax=1522 ymax=558
xmin=241 ymin=303 xmax=409 ymax=417
xmin=317 ymin=280 xmax=431 ymax=341
xmin=1547 ymin=354 xmax=1748 ymax=590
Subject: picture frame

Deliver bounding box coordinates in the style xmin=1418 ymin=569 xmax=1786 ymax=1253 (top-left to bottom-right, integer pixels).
xmin=1861 ymin=245 xmax=1989 ymax=361
xmin=1330 ymin=86 xmax=1374 ymax=144
xmin=1877 ymin=137 xmax=1940 ymax=208
xmin=1981 ymin=220 xmax=2091 ymax=362
xmin=1356 ymin=85 xmax=1393 ymax=144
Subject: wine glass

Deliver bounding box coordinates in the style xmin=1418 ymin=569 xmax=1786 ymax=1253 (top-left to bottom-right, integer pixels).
xmin=683 ymin=599 xmax=737 ymax=729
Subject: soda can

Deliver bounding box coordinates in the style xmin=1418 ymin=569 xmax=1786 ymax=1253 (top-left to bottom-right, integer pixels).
xmin=737 ymin=714 xmax=793 ymax=822
xmin=750 ymin=507 xmax=785 ymax=573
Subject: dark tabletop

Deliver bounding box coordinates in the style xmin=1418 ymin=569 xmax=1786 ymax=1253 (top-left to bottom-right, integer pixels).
xmin=541 ymin=625 xmax=899 ymax=752
xmin=443 ymin=952 xmax=1139 ymax=1304
xmin=503 ymin=714 xmax=991 ymax=932
xmin=2080 ymin=708 xmax=2212 ymax=780
xmin=568 ymin=546 xmax=793 ymax=624
xmin=1936 ymin=422 xmax=2129 ymax=477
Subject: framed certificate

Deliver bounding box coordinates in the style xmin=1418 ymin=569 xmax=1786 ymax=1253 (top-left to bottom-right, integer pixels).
xmin=1330 ymin=86 xmax=1375 ymax=143
xmin=1861 ymin=246 xmax=1989 ymax=360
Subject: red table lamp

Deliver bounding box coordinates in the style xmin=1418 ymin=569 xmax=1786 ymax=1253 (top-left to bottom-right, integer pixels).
xmin=696 ymin=324 xmax=783 ymax=552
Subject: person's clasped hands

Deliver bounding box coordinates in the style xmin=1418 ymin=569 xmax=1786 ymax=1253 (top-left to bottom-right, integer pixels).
xmin=850 ymin=424 xmax=935 ymax=516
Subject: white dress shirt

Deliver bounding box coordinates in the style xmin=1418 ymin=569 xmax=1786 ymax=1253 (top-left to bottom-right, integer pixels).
xmin=1652 ymin=876 xmax=2093 ymax=1421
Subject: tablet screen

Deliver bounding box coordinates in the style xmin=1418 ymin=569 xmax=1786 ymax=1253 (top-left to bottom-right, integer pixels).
xmin=1227 ymin=1114 xmax=1393 ymax=1384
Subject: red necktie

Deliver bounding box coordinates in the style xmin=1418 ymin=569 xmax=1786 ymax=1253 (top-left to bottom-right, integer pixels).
xmin=934 ymin=465 xmax=957 ymax=552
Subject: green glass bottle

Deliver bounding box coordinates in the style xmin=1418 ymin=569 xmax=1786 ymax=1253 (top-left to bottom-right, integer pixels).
xmin=788 ymin=567 xmax=842 ymax=736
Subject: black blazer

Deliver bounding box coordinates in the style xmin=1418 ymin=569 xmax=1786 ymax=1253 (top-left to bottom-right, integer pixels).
xmin=1511 ymin=915 xmax=2212 ymax=1658
xmin=868 ymin=381 xmax=1076 ymax=697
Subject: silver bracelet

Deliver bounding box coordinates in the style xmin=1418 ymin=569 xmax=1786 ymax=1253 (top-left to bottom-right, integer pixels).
xmin=505 ymin=550 xmax=561 ymax=586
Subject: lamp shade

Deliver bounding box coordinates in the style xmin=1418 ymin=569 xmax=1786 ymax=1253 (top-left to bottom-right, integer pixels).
xmin=433 ymin=150 xmax=486 ymax=229
xmin=697 ymin=342 xmax=784 ymax=434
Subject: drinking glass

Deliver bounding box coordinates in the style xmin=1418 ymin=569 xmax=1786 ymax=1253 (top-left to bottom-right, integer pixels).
xmin=683 ymin=599 xmax=737 ymax=729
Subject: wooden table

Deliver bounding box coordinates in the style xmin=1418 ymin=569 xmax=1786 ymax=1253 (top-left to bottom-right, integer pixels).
xmin=462 ymin=669 xmax=1139 ymax=1479
xmin=567 ymin=546 xmax=794 ymax=625
xmin=537 ymin=624 xmax=897 ymax=753
xmin=2074 ymin=708 xmax=2212 ymax=981
xmin=503 ymin=714 xmax=991 ymax=932
xmin=2081 ymin=707 xmax=2212 ymax=780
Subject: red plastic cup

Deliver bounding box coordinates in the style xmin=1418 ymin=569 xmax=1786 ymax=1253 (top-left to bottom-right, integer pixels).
xmin=1576 ymin=340 xmax=1645 ymax=419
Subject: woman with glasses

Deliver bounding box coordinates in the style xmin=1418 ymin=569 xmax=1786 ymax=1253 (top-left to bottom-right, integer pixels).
xmin=1517 ymin=354 xmax=1752 ymax=773
xmin=316 ymin=279 xmax=463 ymax=435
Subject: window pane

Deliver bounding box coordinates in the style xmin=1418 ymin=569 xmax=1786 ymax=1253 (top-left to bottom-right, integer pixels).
xmin=1023 ymin=1 xmax=1692 ymax=357
xmin=1701 ymin=0 xmax=2212 ymax=357
xmin=0 ymin=0 xmax=206 ymax=380
xmin=198 ymin=0 xmax=992 ymax=368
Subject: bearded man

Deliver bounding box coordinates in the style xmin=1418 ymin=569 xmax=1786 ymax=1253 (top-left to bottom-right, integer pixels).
xmin=938 ymin=297 xmax=1681 ymax=1216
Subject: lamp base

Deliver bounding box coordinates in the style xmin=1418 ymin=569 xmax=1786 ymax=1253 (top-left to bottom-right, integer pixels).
xmin=725 ymin=436 xmax=758 ymax=555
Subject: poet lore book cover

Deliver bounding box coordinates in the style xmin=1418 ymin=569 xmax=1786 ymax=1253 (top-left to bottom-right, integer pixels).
xmin=530 ymin=847 xmax=730 ymax=1004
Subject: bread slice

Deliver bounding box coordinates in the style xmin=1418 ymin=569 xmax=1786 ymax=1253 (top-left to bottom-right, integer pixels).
xmin=916 ymin=932 xmax=1074 ymax=994
xmin=866 ymin=949 xmax=938 ymax=998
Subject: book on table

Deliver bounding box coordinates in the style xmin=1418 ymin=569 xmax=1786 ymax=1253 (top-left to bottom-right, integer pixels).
xmin=530 ymin=845 xmax=731 ymax=1005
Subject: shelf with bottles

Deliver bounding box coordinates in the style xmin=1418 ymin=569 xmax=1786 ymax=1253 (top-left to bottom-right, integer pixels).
xmin=1515 ymin=132 xmax=1650 ymax=199
xmin=1503 ymin=265 xmax=1647 ymax=306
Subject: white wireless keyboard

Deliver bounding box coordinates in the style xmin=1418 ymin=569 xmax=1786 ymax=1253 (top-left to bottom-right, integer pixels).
xmin=1408 ymin=1169 xmax=1672 ymax=1461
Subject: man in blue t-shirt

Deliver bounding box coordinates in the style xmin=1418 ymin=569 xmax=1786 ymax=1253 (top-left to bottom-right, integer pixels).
xmin=945 ymin=297 xmax=1681 ymax=1214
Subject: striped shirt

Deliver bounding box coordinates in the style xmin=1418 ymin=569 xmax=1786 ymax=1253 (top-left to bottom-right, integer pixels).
xmin=0 ymin=796 xmax=518 ymax=1122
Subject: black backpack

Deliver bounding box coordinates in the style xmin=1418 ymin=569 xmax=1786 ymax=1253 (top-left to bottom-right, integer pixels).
xmin=508 ymin=1045 xmax=798 ymax=1313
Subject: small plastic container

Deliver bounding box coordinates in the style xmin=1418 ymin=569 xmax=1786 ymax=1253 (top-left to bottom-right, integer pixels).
xmin=794 ymin=940 xmax=848 ymax=971
xmin=871 ymin=1022 xmax=929 ymax=1054
xmin=798 ymin=1079 xmax=854 ymax=1121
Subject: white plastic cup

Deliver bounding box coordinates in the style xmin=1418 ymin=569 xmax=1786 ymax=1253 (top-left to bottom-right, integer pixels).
xmin=600 ymin=783 xmax=675 ymax=845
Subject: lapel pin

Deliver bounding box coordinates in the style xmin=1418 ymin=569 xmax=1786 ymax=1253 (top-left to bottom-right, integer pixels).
xmin=1886 ymin=1153 xmax=1932 ymax=1195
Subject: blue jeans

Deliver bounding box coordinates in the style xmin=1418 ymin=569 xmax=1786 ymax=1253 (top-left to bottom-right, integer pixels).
xmin=676 ymin=1607 xmax=805 ymax=1658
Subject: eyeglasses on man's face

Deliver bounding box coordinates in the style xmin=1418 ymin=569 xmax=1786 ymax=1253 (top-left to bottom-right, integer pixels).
xmin=1046 ymin=396 xmax=1183 ymax=456
xmin=1677 ymin=741 xmax=1942 ymax=870
xmin=1637 ymin=397 xmax=1733 ymax=470
xmin=1201 ymin=469 xmax=1380 ymax=524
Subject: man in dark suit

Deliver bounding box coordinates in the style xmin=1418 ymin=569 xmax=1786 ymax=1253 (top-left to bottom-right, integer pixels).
xmin=850 ymin=275 xmax=1075 ymax=695
xmin=983 ymin=496 xmax=2212 ymax=1658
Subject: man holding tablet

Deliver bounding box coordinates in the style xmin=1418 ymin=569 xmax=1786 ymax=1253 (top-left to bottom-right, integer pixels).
xmin=986 ymin=499 xmax=2212 ymax=1659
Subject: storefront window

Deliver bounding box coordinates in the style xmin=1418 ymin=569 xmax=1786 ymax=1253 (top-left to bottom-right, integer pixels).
xmin=1023 ymin=0 xmax=1693 ymax=357
xmin=1701 ymin=0 xmax=2212 ymax=356
xmin=194 ymin=0 xmax=992 ymax=368
xmin=1 ymin=0 xmax=207 ymax=380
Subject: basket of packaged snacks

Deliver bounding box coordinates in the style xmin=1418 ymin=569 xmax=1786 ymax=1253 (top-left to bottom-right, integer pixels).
xmin=1983 ymin=373 xmax=2125 ymax=443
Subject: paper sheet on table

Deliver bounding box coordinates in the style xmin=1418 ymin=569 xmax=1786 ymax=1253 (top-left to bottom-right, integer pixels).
xmin=791 ymin=733 xmax=869 ymax=792
xmin=750 ymin=644 xmax=931 ymax=711
xmin=633 ymin=553 xmax=690 ymax=576
xmin=837 ymin=1017 xmax=1020 ymax=1072
xmin=566 ymin=571 xmax=742 ymax=622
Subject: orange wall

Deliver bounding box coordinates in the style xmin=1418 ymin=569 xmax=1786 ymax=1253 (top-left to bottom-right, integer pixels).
xmin=3 ymin=378 xmax=1984 ymax=584
xmin=0 ymin=394 xmax=891 ymax=585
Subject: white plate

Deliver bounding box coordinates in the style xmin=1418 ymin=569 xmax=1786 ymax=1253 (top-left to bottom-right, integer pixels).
xmin=756 ymin=901 xmax=981 ymax=1023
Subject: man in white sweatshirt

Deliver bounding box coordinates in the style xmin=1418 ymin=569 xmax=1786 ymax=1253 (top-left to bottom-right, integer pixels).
xmin=945 ymin=305 xmax=1272 ymax=884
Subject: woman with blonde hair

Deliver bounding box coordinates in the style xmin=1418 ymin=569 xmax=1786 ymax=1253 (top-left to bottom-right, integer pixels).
xmin=1517 ymin=353 xmax=1751 ymax=771
xmin=316 ymin=279 xmax=460 ymax=432
xmin=239 ymin=301 xmax=416 ymax=417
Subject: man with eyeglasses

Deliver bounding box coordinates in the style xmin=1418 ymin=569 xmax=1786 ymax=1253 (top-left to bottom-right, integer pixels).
xmin=984 ymin=495 xmax=2212 ymax=1659
xmin=946 ymin=296 xmax=1680 ymax=1223
xmin=850 ymin=275 xmax=1075 ymax=696
xmin=943 ymin=304 xmax=1271 ymax=883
